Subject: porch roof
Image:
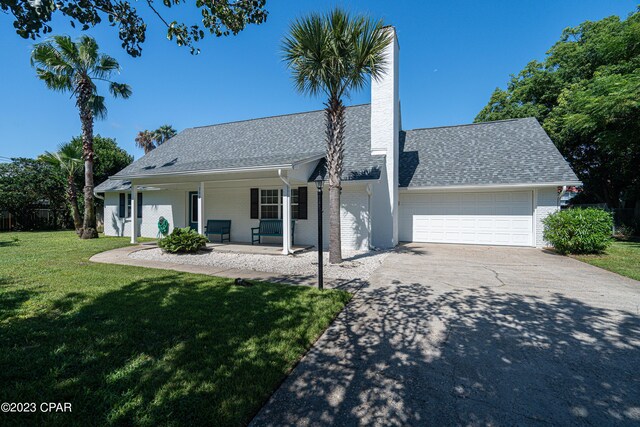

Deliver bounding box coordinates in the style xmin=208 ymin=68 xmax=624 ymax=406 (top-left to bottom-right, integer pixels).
xmin=98 ymin=104 xmax=383 ymax=193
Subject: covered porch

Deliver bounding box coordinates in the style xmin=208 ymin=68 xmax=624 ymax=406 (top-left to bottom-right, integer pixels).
xmin=124 ymin=161 xmax=323 ymax=255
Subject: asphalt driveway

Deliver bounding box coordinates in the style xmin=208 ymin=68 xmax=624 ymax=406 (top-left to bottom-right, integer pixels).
xmin=251 ymin=243 xmax=640 ymax=426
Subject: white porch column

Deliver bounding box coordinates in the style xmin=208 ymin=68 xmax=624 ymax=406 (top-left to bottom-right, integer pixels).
xmin=130 ymin=183 xmax=138 ymax=244
xmin=282 ymin=180 xmax=292 ymax=255
xmin=197 ymin=182 xmax=205 ymax=235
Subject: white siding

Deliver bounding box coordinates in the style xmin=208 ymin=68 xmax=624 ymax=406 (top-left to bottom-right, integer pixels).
xmin=103 ymin=181 xmax=370 ymax=251
xmin=535 ymin=187 xmax=560 ymax=247
xmin=103 ymin=190 xmax=186 ymax=238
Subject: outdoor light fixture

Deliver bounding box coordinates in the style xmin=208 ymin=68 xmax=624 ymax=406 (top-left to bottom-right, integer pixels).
xmin=315 ymin=175 xmax=324 ymax=290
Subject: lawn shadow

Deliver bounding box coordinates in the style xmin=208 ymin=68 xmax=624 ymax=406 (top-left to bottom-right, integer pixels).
xmin=0 ymin=274 xmax=346 ymax=426
xmin=253 ymin=282 xmax=640 ymax=425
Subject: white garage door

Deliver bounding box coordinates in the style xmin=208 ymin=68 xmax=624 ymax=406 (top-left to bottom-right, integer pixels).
xmin=399 ymin=191 xmax=533 ymax=246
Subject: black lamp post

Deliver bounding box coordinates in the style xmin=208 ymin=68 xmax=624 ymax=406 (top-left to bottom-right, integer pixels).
xmin=315 ymin=175 xmax=324 ymax=290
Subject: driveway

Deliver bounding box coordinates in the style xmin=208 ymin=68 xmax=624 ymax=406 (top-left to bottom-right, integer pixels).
xmin=251 ymin=243 xmax=640 ymax=426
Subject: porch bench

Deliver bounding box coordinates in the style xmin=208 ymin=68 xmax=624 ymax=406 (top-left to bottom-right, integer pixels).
xmin=205 ymin=219 xmax=231 ymax=243
xmin=251 ymin=219 xmax=295 ymax=245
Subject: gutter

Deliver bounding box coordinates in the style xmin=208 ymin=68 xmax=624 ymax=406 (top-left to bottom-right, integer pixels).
xmin=400 ymin=181 xmax=583 ymax=191
xmin=111 ymin=163 xmax=295 ymax=180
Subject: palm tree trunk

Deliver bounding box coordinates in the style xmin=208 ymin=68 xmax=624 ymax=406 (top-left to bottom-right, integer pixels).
xmin=78 ymin=78 xmax=98 ymax=239
xmin=67 ymin=174 xmax=82 ymax=234
xmin=325 ymin=96 xmax=346 ymax=264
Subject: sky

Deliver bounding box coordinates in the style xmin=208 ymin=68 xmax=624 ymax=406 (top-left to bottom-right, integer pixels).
xmin=0 ymin=0 xmax=637 ymax=160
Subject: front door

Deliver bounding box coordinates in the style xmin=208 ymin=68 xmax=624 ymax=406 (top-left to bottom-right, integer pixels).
xmin=188 ymin=191 xmax=198 ymax=230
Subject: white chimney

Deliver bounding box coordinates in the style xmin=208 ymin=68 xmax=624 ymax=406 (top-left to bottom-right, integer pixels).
xmin=370 ymin=26 xmax=400 ymax=248
xmin=371 ymin=26 xmax=400 ymax=155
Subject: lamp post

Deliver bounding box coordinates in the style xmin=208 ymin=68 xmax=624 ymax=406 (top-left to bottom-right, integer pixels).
xmin=315 ymin=175 xmax=324 ymax=290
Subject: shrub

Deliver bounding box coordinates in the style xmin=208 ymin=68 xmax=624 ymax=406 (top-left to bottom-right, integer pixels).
xmin=158 ymin=227 xmax=207 ymax=254
xmin=543 ymin=208 xmax=613 ymax=255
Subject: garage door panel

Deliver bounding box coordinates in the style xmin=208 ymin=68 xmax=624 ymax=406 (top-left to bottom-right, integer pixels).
xmin=399 ymin=191 xmax=533 ymax=247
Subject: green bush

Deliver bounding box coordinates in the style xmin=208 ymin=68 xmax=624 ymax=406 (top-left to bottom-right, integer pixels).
xmin=543 ymin=208 xmax=613 ymax=255
xmin=158 ymin=227 xmax=208 ymax=254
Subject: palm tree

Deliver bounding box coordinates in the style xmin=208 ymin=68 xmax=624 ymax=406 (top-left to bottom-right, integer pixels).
xmin=135 ymin=130 xmax=156 ymax=154
xmin=32 ymin=35 xmax=132 ymax=239
xmin=283 ymin=9 xmax=391 ymax=263
xmin=40 ymin=143 xmax=83 ymax=234
xmin=154 ymin=124 xmax=177 ymax=146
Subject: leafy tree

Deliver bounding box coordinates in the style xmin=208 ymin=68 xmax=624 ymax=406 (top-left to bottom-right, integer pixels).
xmin=31 ymin=35 xmax=132 ymax=239
xmin=2 ymin=0 xmax=268 ymax=57
xmin=135 ymin=130 xmax=156 ymax=154
xmin=0 ymin=158 xmax=67 ymax=229
xmin=154 ymin=124 xmax=177 ymax=146
xmin=40 ymin=144 xmax=84 ymax=233
xmin=68 ymin=135 xmax=133 ymax=188
xmin=283 ymin=8 xmax=391 ymax=264
xmin=475 ymin=9 xmax=640 ymax=208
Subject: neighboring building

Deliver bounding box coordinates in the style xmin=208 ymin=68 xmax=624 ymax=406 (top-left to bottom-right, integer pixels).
xmin=95 ymin=28 xmax=580 ymax=252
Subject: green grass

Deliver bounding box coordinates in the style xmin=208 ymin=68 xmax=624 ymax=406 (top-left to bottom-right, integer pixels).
xmin=0 ymin=231 xmax=350 ymax=426
xmin=574 ymin=239 xmax=640 ymax=281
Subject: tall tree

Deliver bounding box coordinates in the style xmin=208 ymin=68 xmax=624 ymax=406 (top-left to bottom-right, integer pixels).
xmin=283 ymin=8 xmax=391 ymax=263
xmin=135 ymin=130 xmax=156 ymax=154
xmin=69 ymin=135 xmax=134 ymax=187
xmin=154 ymin=125 xmax=177 ymax=146
xmin=475 ymin=9 xmax=640 ymax=208
xmin=2 ymin=0 xmax=268 ymax=57
xmin=0 ymin=158 xmax=67 ymax=230
xmin=32 ymin=35 xmax=132 ymax=238
xmin=40 ymin=144 xmax=84 ymax=233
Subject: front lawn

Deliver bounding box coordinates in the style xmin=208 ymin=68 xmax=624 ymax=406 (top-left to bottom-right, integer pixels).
xmin=574 ymin=240 xmax=640 ymax=282
xmin=0 ymin=231 xmax=350 ymax=426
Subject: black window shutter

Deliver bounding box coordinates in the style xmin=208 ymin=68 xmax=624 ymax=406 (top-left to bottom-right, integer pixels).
xmin=119 ymin=193 xmax=125 ymax=218
xmin=297 ymin=186 xmax=308 ymax=220
xmin=137 ymin=193 xmax=143 ymax=218
xmin=250 ymin=188 xmax=259 ymax=219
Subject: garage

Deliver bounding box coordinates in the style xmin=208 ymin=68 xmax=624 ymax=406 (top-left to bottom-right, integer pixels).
xmin=399 ymin=191 xmax=534 ymax=246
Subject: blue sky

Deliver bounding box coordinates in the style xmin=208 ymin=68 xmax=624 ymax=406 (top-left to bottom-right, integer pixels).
xmin=0 ymin=0 xmax=636 ymax=160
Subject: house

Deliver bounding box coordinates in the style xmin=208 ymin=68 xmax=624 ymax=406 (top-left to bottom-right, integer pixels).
xmin=95 ymin=28 xmax=580 ymax=252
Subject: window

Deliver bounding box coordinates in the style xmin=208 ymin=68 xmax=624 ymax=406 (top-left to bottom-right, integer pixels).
xmin=258 ymin=188 xmax=302 ymax=219
xmin=260 ymin=189 xmax=279 ymax=219
xmin=291 ymin=189 xmax=299 ymax=219
xmin=127 ymin=194 xmax=132 ymax=218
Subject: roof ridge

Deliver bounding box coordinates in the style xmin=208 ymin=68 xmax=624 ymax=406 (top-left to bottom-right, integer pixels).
xmin=406 ymin=117 xmax=535 ymax=132
xmin=190 ymin=103 xmax=371 ymax=130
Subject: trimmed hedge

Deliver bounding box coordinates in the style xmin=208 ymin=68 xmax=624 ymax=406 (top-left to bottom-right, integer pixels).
xmin=543 ymin=208 xmax=613 ymax=255
xmin=158 ymin=227 xmax=208 ymax=254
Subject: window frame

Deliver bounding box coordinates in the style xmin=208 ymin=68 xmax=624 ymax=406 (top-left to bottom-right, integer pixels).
xmin=258 ymin=188 xmax=301 ymax=220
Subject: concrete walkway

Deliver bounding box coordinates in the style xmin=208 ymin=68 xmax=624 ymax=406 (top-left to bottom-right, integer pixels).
xmin=251 ymin=243 xmax=640 ymax=426
xmin=90 ymin=245 xmax=334 ymax=287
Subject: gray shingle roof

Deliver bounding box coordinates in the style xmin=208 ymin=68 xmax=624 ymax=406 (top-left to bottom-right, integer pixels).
xmin=110 ymin=104 xmax=381 ymax=182
xmin=399 ymin=118 xmax=580 ymax=188
xmin=95 ymin=179 xmax=130 ymax=192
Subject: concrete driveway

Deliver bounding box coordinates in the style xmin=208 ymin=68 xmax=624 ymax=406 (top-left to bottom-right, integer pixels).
xmin=251 ymin=243 xmax=640 ymax=426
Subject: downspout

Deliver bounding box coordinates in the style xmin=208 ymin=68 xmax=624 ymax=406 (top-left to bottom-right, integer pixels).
xmin=366 ymin=183 xmax=372 ymax=250
xmin=558 ymin=185 xmax=567 ymax=207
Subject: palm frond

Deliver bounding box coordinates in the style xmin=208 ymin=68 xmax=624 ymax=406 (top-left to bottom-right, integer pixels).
xmin=77 ymin=36 xmax=100 ymax=70
xmin=109 ymin=82 xmax=132 ymax=99
xmin=89 ymin=95 xmax=108 ymax=120
xmin=282 ymin=8 xmax=392 ymax=100
xmin=52 ymin=35 xmax=80 ymax=67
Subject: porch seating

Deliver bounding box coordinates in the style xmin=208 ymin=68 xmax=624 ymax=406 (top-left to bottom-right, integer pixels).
xmin=205 ymin=219 xmax=231 ymax=243
xmin=251 ymin=219 xmax=295 ymax=245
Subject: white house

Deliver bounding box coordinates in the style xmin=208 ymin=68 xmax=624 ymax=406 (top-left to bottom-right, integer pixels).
xmin=96 ymin=28 xmax=580 ymax=252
